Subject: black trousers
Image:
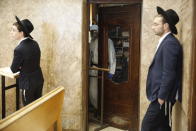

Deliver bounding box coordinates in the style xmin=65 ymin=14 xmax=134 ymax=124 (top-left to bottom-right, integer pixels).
xmin=141 ymin=100 xmax=171 ymax=131
xmin=22 ymin=83 xmax=43 ymax=106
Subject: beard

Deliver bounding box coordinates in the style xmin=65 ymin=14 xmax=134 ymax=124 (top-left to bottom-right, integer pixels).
xmin=154 ymin=29 xmax=164 ymax=36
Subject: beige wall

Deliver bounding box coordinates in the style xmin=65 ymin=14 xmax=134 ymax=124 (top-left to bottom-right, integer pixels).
xmin=0 ymin=0 xmax=194 ymax=130
xmin=140 ymin=0 xmax=193 ymax=131
xmin=0 ymin=0 xmax=84 ymax=130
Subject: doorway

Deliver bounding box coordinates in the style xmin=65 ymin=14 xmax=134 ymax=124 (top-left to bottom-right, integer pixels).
xmin=87 ymin=2 xmax=141 ymax=131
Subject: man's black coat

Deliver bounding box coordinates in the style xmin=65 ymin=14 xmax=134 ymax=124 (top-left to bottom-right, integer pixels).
xmin=11 ymin=38 xmax=44 ymax=90
xmin=146 ymin=34 xmax=182 ymax=104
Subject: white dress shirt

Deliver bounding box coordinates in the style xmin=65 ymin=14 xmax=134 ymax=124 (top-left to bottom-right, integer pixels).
xmin=17 ymin=37 xmax=29 ymax=45
xmin=108 ymin=38 xmax=116 ymax=75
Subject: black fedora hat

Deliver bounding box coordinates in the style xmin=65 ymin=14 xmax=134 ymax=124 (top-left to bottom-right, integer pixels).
xmin=15 ymin=16 xmax=34 ymax=39
xmin=157 ymin=6 xmax=179 ymax=34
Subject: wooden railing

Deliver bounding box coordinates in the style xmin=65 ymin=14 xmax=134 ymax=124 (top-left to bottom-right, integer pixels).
xmin=0 ymin=86 xmax=65 ymax=131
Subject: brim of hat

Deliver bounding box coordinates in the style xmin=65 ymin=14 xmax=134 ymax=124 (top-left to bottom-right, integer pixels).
xmin=157 ymin=7 xmax=178 ymax=34
xmin=15 ymin=16 xmax=33 ymax=38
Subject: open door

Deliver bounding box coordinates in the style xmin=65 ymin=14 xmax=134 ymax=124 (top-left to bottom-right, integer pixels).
xmin=99 ymin=4 xmax=141 ymax=130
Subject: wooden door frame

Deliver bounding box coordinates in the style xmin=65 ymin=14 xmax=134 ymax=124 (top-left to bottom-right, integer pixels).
xmin=189 ymin=1 xmax=196 ymax=131
xmin=84 ymin=0 xmax=142 ymax=130
xmin=82 ymin=1 xmax=90 ymax=131
xmin=88 ymin=0 xmax=142 ymax=4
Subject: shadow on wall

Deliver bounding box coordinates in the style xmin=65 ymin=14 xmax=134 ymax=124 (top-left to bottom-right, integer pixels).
xmin=172 ymin=102 xmax=185 ymax=131
xmin=40 ymin=22 xmax=58 ymax=93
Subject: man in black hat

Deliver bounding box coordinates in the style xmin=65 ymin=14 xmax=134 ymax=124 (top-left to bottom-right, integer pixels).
xmin=141 ymin=7 xmax=182 ymax=131
xmin=10 ymin=16 xmax=44 ymax=106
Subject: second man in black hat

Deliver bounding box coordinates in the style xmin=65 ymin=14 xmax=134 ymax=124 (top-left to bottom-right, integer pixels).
xmin=141 ymin=7 xmax=182 ymax=131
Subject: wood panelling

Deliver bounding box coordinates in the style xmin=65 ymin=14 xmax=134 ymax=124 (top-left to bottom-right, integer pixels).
xmin=88 ymin=0 xmax=142 ymax=4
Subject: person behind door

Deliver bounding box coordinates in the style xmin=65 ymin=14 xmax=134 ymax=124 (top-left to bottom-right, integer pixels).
xmin=10 ymin=16 xmax=44 ymax=106
xmin=141 ymin=6 xmax=182 ymax=131
xmin=89 ymin=24 xmax=99 ymax=110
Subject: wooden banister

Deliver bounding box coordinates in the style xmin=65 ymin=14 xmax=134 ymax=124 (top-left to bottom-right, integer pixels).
xmin=0 ymin=86 xmax=65 ymax=131
xmin=89 ymin=67 xmax=109 ymax=72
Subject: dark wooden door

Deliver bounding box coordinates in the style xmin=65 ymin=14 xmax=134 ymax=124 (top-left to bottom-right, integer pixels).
xmin=99 ymin=4 xmax=141 ymax=130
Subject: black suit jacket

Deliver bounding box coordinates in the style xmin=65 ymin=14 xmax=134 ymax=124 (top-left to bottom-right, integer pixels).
xmin=146 ymin=34 xmax=182 ymax=104
xmin=11 ymin=38 xmax=44 ymax=90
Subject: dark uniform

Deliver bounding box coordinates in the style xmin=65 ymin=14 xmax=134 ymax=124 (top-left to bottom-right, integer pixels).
xmin=11 ymin=38 xmax=44 ymax=105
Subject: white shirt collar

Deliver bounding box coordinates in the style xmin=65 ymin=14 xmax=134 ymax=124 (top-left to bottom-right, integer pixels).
xmin=156 ymin=32 xmax=171 ymax=52
xmin=17 ymin=37 xmax=29 ymax=45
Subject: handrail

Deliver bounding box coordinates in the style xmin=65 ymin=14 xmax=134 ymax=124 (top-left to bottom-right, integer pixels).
xmin=89 ymin=67 xmax=109 ymax=72
xmin=0 ymin=86 xmax=65 ymax=131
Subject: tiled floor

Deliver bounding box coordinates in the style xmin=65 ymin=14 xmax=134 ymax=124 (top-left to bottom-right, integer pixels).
xmin=89 ymin=122 xmax=126 ymax=131
xmin=88 ymin=111 xmax=127 ymax=131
